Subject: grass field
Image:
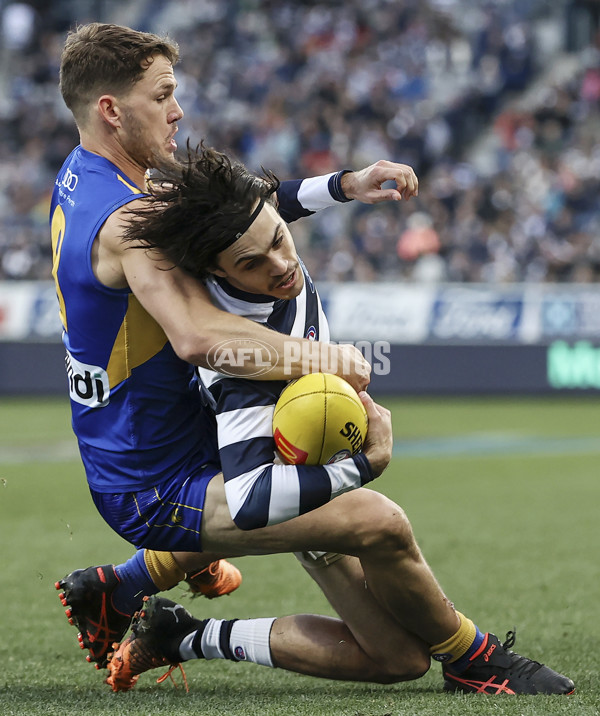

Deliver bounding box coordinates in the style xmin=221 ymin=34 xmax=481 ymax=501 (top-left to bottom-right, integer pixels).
xmin=1 ymin=395 xmax=599 ymax=716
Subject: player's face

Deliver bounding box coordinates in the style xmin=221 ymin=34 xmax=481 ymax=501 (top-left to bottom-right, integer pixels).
xmin=116 ymin=54 xmax=183 ymax=169
xmin=213 ymin=202 xmax=304 ymax=300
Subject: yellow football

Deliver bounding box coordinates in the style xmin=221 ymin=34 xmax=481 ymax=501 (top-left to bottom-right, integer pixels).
xmin=273 ymin=373 xmax=368 ymax=465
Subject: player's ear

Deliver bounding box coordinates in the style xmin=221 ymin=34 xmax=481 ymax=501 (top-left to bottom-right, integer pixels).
xmin=209 ymin=262 xmax=227 ymax=278
xmin=97 ymin=95 xmax=122 ymax=128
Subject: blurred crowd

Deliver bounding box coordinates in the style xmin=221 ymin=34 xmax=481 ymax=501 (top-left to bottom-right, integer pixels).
xmin=0 ymin=0 xmax=599 ymax=284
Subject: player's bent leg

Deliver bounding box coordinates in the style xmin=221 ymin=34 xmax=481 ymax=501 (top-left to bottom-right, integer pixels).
xmin=201 ymin=474 xmax=416 ymax=556
xmin=296 ymin=553 xmax=430 ymax=681
xmin=200 ymin=477 xmax=574 ymax=695
xmin=106 ymin=595 xmax=413 ymax=692
xmin=270 ymin=614 xmax=413 ymax=684
xmin=201 ymin=475 xmax=460 ymax=647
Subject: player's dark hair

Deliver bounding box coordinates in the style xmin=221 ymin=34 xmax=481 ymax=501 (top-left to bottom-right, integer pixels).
xmin=123 ymin=143 xmax=280 ymax=278
xmin=60 ymin=23 xmax=179 ymax=124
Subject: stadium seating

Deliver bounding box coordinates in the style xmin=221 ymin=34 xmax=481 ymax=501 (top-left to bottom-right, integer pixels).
xmin=0 ymin=0 xmax=598 ymax=284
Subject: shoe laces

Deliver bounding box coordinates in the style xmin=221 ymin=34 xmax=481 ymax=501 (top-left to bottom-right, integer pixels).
xmin=128 ymin=640 xmax=189 ymax=692
xmin=502 ymin=629 xmax=517 ymax=650
xmin=501 ymin=627 xmax=543 ymax=679
xmin=187 ymin=562 xmax=220 ymax=584
xmin=156 ymin=663 xmax=189 ymax=692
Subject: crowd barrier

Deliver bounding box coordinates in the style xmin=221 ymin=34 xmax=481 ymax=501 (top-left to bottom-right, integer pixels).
xmin=1 ymin=281 xmax=599 ymax=395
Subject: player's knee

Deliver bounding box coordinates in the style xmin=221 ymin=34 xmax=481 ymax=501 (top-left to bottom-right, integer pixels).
xmin=352 ymin=491 xmax=416 ymax=555
xmin=398 ymin=651 xmax=431 ymax=681
xmin=369 ymin=650 xmax=431 ymax=684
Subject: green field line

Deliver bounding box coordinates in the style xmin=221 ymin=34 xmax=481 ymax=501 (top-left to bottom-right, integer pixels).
xmin=0 ymin=440 xmax=79 ymax=464
xmin=394 ymin=433 xmax=600 ymax=458
xmin=2 ymin=434 xmax=600 ymax=465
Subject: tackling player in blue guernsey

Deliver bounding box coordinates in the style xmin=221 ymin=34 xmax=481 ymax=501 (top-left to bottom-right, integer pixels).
xmin=52 ymin=22 xmax=419 ymax=671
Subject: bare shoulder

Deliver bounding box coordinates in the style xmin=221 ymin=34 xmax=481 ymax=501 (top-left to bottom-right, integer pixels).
xmin=93 ymin=199 xmax=148 ymax=289
xmin=99 ymin=200 xmax=147 ymax=251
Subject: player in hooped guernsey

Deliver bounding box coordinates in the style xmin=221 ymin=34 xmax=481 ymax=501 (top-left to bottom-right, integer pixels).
xmin=199 ymin=261 xmax=373 ymax=530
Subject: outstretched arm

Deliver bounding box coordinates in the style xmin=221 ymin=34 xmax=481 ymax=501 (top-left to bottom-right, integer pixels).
xmin=277 ymin=161 xmax=418 ymax=223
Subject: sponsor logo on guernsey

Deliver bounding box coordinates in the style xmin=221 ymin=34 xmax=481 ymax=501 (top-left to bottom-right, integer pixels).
xmin=305 ymin=325 xmax=317 ymax=341
xmin=65 ymin=350 xmax=110 ymax=408
xmin=61 ymin=168 xmax=79 ymax=192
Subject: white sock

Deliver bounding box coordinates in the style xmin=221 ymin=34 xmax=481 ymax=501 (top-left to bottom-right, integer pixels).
xmin=229 ymin=618 xmax=276 ymax=667
xmin=179 ymin=617 xmax=276 ymax=667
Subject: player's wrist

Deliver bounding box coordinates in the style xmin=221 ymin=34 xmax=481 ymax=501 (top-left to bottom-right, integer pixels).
xmin=361 ymin=425 xmax=392 ymax=477
xmin=361 ymin=448 xmax=388 ymax=478
xmin=353 ymin=452 xmax=375 ymax=483
xmin=332 ymin=170 xmax=354 ymax=202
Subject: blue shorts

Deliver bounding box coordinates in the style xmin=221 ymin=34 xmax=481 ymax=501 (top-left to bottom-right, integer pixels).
xmin=90 ymin=462 xmax=220 ymax=552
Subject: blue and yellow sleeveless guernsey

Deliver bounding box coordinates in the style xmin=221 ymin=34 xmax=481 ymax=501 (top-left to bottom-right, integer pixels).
xmin=50 ymin=146 xmax=217 ymax=493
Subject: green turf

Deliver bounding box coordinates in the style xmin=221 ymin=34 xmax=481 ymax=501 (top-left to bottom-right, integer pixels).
xmin=0 ymin=396 xmax=598 ymax=715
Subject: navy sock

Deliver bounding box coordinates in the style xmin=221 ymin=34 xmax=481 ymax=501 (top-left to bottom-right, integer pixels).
xmin=112 ymin=550 xmax=158 ymax=616
xmin=448 ymin=625 xmax=486 ymax=673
